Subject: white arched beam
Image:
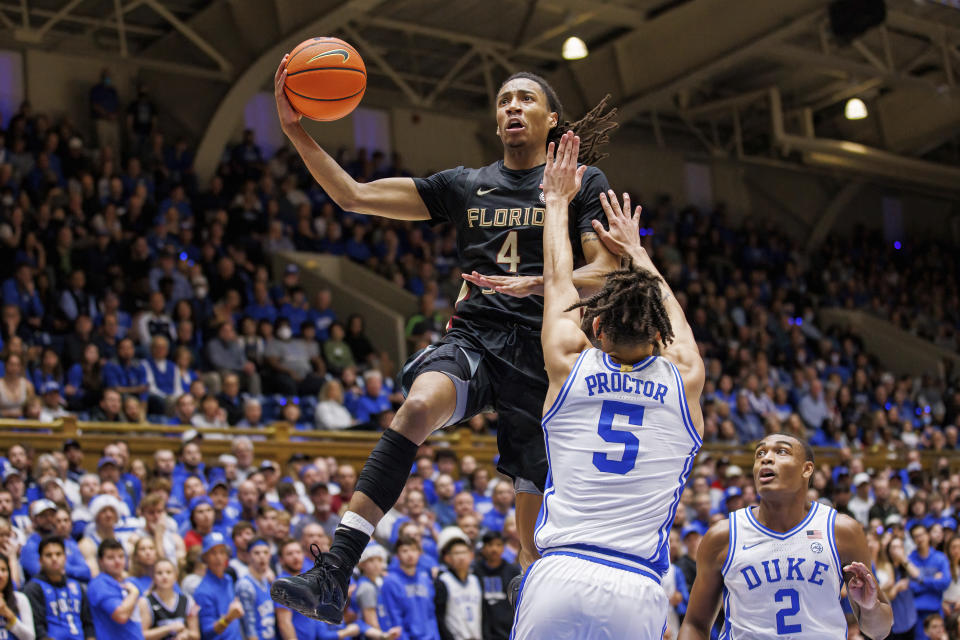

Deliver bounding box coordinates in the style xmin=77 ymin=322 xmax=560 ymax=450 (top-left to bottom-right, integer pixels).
xmin=194 ymin=0 xmax=388 ymax=184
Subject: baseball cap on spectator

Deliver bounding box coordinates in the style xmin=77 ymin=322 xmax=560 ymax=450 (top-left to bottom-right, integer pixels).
xmin=725 ymin=465 xmax=743 ymax=478
xmin=181 ymin=429 xmax=203 ymax=443
xmin=288 ymin=453 xmax=310 ymax=464
xmin=724 ymin=487 xmax=743 ymax=500
xmin=97 ymin=457 xmax=119 ymax=471
xmin=906 ymin=462 xmax=923 ymax=473
xmin=210 ymin=479 xmax=229 ymax=493
xmin=30 ymin=499 xmax=57 ymax=517
xmin=1 ymin=467 xmax=20 ymax=483
xmin=41 ymin=381 xmax=62 ymax=395
xmin=681 ymin=525 xmax=702 ymax=540
xmin=852 ymin=472 xmax=871 ymax=487
xmin=359 ymin=543 xmax=388 ymax=564
xmin=63 ymin=439 xmax=81 ymax=452
xmin=218 ymin=454 xmax=238 ymax=466
xmin=189 ymin=496 xmax=214 ymax=513
xmin=437 ymin=527 xmax=471 ymax=556
xmin=201 ymin=531 xmax=229 ymax=556
xmin=942 ymin=518 xmax=958 ymax=531
xmin=285 ymin=264 xmax=299 ymax=275
xmin=259 ymin=460 xmax=279 ymax=473
xmin=298 ymin=465 xmax=318 ymax=479
xmin=885 ymin=514 xmax=903 ymax=528
xmin=309 ymin=482 xmax=330 ymax=495
xmin=90 ymin=494 xmax=123 ymax=519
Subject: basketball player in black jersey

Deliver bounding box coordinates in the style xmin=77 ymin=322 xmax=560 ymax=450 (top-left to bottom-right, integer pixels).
xmin=269 ymin=53 xmax=620 ymax=624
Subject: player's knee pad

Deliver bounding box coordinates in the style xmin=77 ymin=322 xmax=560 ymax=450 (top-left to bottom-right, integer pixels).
xmin=356 ymin=429 xmax=420 ymax=514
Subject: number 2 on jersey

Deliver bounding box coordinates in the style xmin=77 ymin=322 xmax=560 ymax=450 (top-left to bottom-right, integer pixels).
xmin=592 ymin=400 xmax=643 ymax=475
xmin=774 ymin=588 xmax=802 ymax=634
xmin=496 ymin=230 xmax=520 ymax=272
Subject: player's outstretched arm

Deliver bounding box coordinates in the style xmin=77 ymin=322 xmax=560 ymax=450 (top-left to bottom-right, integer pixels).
xmin=274 ymin=55 xmax=429 ymax=222
xmin=592 ymin=192 xmax=705 ymax=430
xmin=541 ymin=131 xmax=592 ymax=391
xmin=678 ymin=520 xmax=729 ymax=640
xmin=835 ymin=514 xmax=893 ymax=640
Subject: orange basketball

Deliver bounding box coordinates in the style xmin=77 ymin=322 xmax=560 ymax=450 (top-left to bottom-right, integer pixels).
xmin=284 ymin=37 xmax=366 ymax=121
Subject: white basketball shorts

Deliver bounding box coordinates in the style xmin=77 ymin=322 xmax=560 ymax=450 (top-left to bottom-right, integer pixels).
xmin=511 ymin=552 xmax=667 ymax=640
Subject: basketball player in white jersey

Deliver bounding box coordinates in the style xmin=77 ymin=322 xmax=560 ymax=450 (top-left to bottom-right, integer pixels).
xmin=679 ymin=433 xmax=893 ymax=640
xmin=509 ymin=131 xmax=705 ymax=639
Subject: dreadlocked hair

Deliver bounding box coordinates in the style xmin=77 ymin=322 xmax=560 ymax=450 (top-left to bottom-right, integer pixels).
xmin=566 ymin=266 xmax=675 ymax=348
xmin=501 ymin=72 xmax=619 ymax=164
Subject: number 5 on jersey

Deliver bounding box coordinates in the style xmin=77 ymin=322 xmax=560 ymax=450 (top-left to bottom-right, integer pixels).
xmin=593 ymin=400 xmax=644 ymax=475
xmin=496 ymin=230 xmax=520 ymax=273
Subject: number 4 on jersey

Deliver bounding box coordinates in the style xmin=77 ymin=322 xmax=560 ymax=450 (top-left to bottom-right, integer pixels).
xmin=496 ymin=230 xmax=520 ymax=273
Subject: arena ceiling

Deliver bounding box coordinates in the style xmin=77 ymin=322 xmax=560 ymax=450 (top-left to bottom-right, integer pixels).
xmin=0 ymin=0 xmax=958 ymax=188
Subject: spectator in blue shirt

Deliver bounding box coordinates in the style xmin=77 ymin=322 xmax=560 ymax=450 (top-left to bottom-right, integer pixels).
xmin=2 ymin=260 xmax=43 ymax=326
xmin=104 ymin=338 xmax=149 ymax=401
xmin=24 ymin=535 xmax=96 ymax=640
xmin=87 ymin=538 xmax=144 ymax=640
xmin=244 ymin=282 xmax=277 ymax=325
xmin=480 ymin=483 xmax=515 ymax=535
xmin=234 ymin=538 xmax=275 ymax=640
xmin=379 ymin=535 xmax=440 ymax=640
xmin=729 ymin=391 xmax=764 ymax=443
xmin=194 ymin=532 xmax=244 ymax=640
xmin=308 ymin=288 xmax=336 ymax=341
xmin=909 ymin=524 xmax=951 ymax=637
xmin=276 ymin=538 xmax=337 ymax=640
xmin=22 ymin=499 xmax=91 ymax=582
xmin=346 ymin=370 xmax=393 ymax=426
xmin=90 ymin=68 xmax=120 ymax=153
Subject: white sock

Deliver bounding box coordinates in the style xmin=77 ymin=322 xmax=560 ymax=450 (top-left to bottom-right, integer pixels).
xmin=339 ymin=511 xmax=375 ymax=537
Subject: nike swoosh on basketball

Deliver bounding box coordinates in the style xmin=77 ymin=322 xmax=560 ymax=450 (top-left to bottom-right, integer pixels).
xmin=477 ymin=187 xmax=497 ymax=196
xmin=742 ymin=541 xmax=765 ymax=550
xmin=307 ymin=49 xmax=350 ymax=64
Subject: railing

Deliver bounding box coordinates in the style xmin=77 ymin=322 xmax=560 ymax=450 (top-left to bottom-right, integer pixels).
xmin=3 ymin=418 xmax=959 ymax=475
xmin=0 ymin=417 xmax=498 ymax=473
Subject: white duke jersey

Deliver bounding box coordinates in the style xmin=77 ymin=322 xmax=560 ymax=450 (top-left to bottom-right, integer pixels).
xmin=534 ymin=348 xmax=702 ymax=578
xmin=721 ymin=503 xmax=847 ymax=639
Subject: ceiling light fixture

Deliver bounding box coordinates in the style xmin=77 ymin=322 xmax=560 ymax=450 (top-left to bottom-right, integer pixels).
xmin=844 ymin=97 xmax=868 ymax=120
xmin=562 ymin=36 xmax=588 ymax=60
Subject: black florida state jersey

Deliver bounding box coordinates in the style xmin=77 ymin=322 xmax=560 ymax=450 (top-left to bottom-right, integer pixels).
xmin=414 ymin=159 xmax=610 ymax=330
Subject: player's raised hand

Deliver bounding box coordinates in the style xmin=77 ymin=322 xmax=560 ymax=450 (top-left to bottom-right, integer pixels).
xmin=592 ymin=190 xmax=643 ymax=258
xmin=844 ymin=562 xmax=880 ymax=609
xmin=542 ymin=130 xmax=586 ymax=204
xmin=462 ymin=271 xmax=543 ymax=297
xmin=275 ymin=54 xmax=302 ymax=132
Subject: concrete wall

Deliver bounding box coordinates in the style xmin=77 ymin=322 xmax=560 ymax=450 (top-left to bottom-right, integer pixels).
xmin=819 ymin=309 xmax=960 ymax=378
xmin=273 ymin=252 xmax=417 ymax=366
xmin=22 ymin=48 xmax=228 ymax=143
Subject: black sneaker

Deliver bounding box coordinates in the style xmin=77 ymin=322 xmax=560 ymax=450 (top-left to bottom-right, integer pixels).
xmin=507 ymin=574 xmax=523 ymax=609
xmin=270 ymin=544 xmax=351 ymax=623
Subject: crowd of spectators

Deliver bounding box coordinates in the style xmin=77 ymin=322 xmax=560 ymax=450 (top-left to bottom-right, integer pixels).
xmin=0 ymin=67 xmax=958 ymax=639
xmin=7 ymin=432 xmax=960 ymax=638
xmin=0 ymin=437 xmax=529 ymax=639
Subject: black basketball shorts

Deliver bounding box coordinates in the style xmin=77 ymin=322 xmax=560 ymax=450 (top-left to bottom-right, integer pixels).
xmin=399 ymin=321 xmax=549 ymax=492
